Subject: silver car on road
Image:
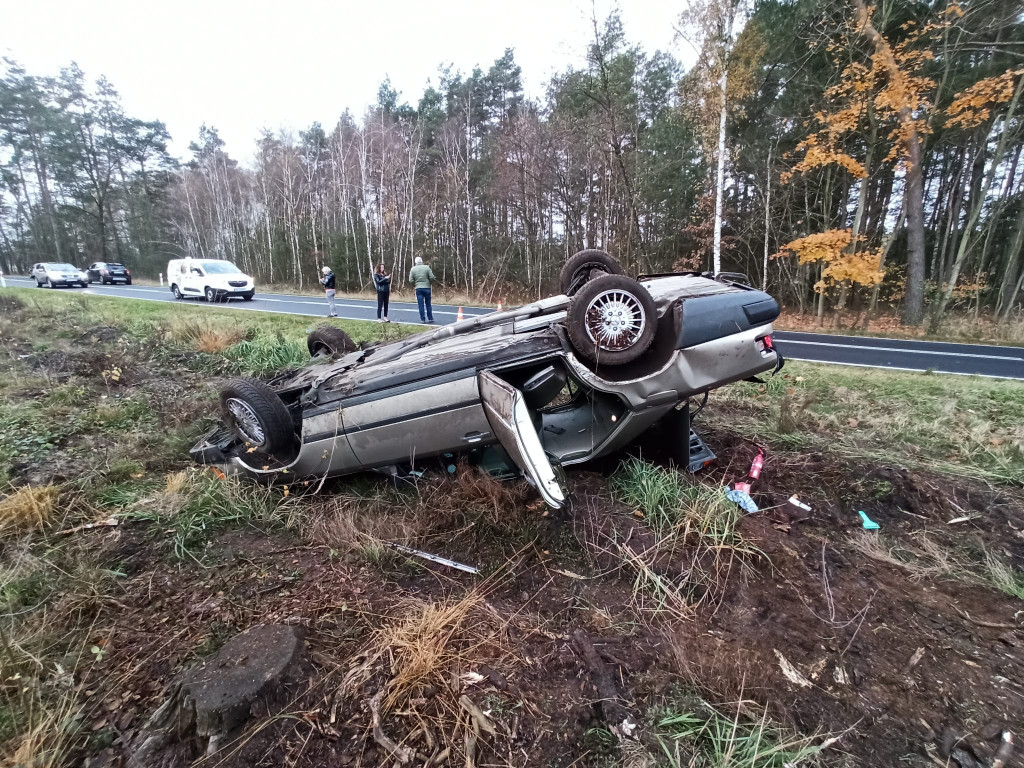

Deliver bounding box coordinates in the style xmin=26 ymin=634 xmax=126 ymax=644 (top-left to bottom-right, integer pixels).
xmin=192 ymin=251 xmax=783 ymax=509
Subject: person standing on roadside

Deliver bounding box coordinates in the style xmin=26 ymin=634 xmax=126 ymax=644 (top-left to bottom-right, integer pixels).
xmin=408 ymin=256 xmax=436 ymax=324
xmin=373 ymin=262 xmax=391 ymax=322
xmin=320 ymin=265 xmax=337 ymax=317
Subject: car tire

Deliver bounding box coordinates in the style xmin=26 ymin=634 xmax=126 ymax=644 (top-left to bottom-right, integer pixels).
xmin=49 ymin=279 xmax=58 ymax=289
xmin=307 ymin=325 xmax=356 ymax=357
xmin=126 ymin=278 xmax=132 ymax=285
xmin=79 ymin=282 xmax=87 ymax=288
xmin=242 ymin=291 xmax=254 ymax=301
xmin=171 ymin=284 xmax=183 ymax=300
xmin=36 ymin=280 xmax=43 ymax=288
xmin=566 ymin=274 xmax=657 ymax=366
xmin=220 ymin=378 xmax=295 ymax=457
xmin=559 ymin=249 xmax=624 ymax=297
xmin=205 ymin=287 xmax=217 ymax=303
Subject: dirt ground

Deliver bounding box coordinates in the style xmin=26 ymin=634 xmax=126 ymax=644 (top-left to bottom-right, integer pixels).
xmin=1 ymin=293 xmax=1022 ymax=768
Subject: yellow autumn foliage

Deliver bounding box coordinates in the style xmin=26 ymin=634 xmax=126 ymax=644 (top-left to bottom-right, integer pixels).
xmin=946 ymin=69 xmax=1024 ymax=130
xmin=775 ymin=229 xmax=885 ymax=292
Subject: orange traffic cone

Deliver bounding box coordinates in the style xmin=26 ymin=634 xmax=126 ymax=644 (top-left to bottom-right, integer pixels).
xmin=497 ymin=301 xmax=503 ymax=312
xmin=457 ymin=306 xmax=464 ymax=321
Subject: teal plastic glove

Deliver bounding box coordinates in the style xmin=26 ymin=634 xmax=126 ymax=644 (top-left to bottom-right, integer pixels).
xmin=858 ymin=511 xmax=880 ymax=530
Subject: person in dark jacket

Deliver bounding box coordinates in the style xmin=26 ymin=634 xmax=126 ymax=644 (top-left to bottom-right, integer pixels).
xmin=373 ymin=263 xmax=391 ymax=322
xmin=320 ymin=266 xmax=337 ymax=317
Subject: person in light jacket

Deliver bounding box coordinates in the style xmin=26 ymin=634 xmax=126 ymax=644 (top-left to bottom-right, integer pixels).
xmin=408 ymin=256 xmax=436 ymax=323
xmin=320 ymin=266 xmax=337 ymax=317
xmin=373 ymin=263 xmax=391 ymax=322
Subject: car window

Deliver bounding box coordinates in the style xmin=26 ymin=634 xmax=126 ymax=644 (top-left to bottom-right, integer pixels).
xmin=46 ymin=263 xmax=78 ymax=271
xmin=191 ymin=267 xmax=204 ymax=275
xmin=200 ymin=262 xmax=242 ymax=275
xmin=107 ymin=263 xmax=125 ymax=269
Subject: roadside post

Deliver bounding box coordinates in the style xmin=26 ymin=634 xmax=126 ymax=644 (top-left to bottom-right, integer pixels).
xmin=159 ymin=273 xmax=163 ymax=286
xmin=0 ymin=270 xmax=6 ymax=288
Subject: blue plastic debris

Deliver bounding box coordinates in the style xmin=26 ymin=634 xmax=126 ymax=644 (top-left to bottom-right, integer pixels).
xmin=726 ymin=487 xmax=759 ymax=514
xmin=858 ymin=511 xmax=880 ymax=530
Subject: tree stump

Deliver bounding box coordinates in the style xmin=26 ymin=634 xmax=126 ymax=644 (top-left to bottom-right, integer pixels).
xmin=129 ymin=624 xmax=304 ymax=766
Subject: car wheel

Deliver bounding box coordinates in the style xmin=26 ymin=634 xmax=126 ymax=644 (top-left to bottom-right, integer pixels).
xmin=242 ymin=291 xmax=254 ymax=301
xmin=79 ymin=282 xmax=87 ymax=288
xmin=307 ymin=325 xmax=356 ymax=357
xmin=49 ymin=279 xmax=58 ymax=289
xmin=559 ymin=249 xmax=624 ymax=297
xmin=205 ymin=287 xmax=217 ymax=303
xmin=221 ymin=378 xmax=295 ymax=458
xmin=566 ymin=274 xmax=657 ymax=366
xmin=36 ymin=279 xmax=43 ymax=288
xmin=171 ymin=284 xmax=183 ymax=300
xmin=125 ymin=278 xmax=132 ymax=285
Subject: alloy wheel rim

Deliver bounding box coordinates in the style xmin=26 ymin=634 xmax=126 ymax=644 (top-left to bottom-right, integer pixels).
xmin=226 ymin=398 xmax=266 ymax=446
xmin=583 ymin=289 xmax=645 ymax=351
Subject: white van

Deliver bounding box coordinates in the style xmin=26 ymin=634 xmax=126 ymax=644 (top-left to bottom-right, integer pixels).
xmin=167 ymin=258 xmax=255 ymax=302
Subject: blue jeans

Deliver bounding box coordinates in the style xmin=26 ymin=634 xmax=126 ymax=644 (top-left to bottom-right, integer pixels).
xmin=415 ymin=287 xmax=433 ymax=322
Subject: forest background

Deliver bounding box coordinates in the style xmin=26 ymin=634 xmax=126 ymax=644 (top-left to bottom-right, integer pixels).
xmin=1 ymin=0 xmax=1022 ymax=330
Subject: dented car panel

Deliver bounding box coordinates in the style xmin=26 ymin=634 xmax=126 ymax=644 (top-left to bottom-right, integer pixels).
xmin=191 ymin=272 xmax=782 ymax=505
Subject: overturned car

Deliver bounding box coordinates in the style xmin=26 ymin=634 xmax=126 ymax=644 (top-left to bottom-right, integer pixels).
xmin=192 ymin=250 xmax=782 ymax=509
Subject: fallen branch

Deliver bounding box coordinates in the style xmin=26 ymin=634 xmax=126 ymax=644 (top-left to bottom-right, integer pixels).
xmin=958 ymin=610 xmax=1020 ymax=630
xmin=368 ymin=691 xmax=414 ymax=765
xmin=460 ymin=695 xmax=497 ymax=736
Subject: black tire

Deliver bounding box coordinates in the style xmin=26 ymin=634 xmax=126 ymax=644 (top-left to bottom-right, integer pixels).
xmin=566 ymin=274 xmax=657 ymax=366
xmin=205 ymin=286 xmax=217 ymax=303
xmin=101 ymin=278 xmax=108 ymax=285
xmin=125 ymin=278 xmax=132 ymax=286
xmin=79 ymin=282 xmax=87 ymax=288
xmin=307 ymin=325 xmax=356 ymax=357
xmin=36 ymin=280 xmax=43 ymax=288
xmin=242 ymin=291 xmax=254 ymax=301
xmin=171 ymin=284 xmax=183 ymax=300
xmin=559 ymin=249 xmax=624 ymax=297
xmin=49 ymin=279 xmax=58 ymax=289
xmin=220 ymin=378 xmax=294 ymax=456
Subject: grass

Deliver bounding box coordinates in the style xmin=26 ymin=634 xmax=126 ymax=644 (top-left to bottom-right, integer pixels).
xmin=610 ymin=459 xmax=763 ymax=617
xmin=712 ymin=361 xmax=1024 ymax=484
xmin=126 ymin=469 xmax=293 ymax=562
xmin=851 ymin=531 xmax=1024 ymax=601
xmin=0 ymin=485 xmax=58 ymax=536
xmin=652 ymin=695 xmax=828 ymax=768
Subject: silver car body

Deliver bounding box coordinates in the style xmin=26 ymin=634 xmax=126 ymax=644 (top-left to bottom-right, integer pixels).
xmin=192 ymin=274 xmax=782 ymax=507
xmin=30 ymin=262 xmax=87 ymax=287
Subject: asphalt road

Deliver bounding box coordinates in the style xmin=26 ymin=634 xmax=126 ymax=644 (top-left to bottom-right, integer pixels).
xmin=3 ymin=275 xmax=1022 ymax=380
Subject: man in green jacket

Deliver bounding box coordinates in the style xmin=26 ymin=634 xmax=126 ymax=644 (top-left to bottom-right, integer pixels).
xmin=409 ymin=256 xmax=436 ymax=323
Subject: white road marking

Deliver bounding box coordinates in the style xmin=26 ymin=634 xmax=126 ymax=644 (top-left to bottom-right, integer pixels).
xmin=784 ymin=356 xmax=1017 ymax=380
xmin=779 ymin=338 xmax=1023 ymax=361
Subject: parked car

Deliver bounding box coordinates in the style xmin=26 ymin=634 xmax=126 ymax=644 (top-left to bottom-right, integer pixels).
xmin=30 ymin=263 xmax=88 ymax=288
xmin=86 ymin=262 xmax=132 ymax=285
xmin=167 ymin=258 xmax=255 ymax=302
xmin=191 ymin=250 xmax=783 ymax=510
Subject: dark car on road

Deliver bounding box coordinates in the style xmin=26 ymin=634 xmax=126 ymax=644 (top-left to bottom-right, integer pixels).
xmin=192 ymin=250 xmax=783 ymax=510
xmin=86 ymin=262 xmax=132 ymax=285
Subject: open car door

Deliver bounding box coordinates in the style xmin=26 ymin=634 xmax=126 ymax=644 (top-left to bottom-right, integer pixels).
xmin=478 ymin=371 xmax=566 ymax=509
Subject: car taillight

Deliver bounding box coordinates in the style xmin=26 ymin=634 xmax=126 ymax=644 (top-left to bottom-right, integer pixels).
xmin=102 ymin=269 xmax=109 ymax=274
xmin=126 ymin=270 xmax=130 ymax=275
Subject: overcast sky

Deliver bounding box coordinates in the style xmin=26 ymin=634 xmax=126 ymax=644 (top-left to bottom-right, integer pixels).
xmin=2 ymin=0 xmax=691 ymax=160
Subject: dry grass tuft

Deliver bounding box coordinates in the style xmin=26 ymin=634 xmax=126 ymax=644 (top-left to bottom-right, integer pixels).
xmin=310 ymin=497 xmax=421 ymax=564
xmin=170 ymin=318 xmax=248 ymax=353
xmin=377 ymin=593 xmax=485 ymax=710
xmin=0 ymin=485 xmax=59 ymax=536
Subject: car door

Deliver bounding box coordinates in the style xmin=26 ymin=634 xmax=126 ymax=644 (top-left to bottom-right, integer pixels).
xmin=478 ymin=370 xmax=566 ymax=509
xmin=181 ymin=263 xmax=204 ymax=296
xmin=87 ymin=263 xmax=99 ymax=282
xmin=341 ymin=374 xmax=493 ymax=469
